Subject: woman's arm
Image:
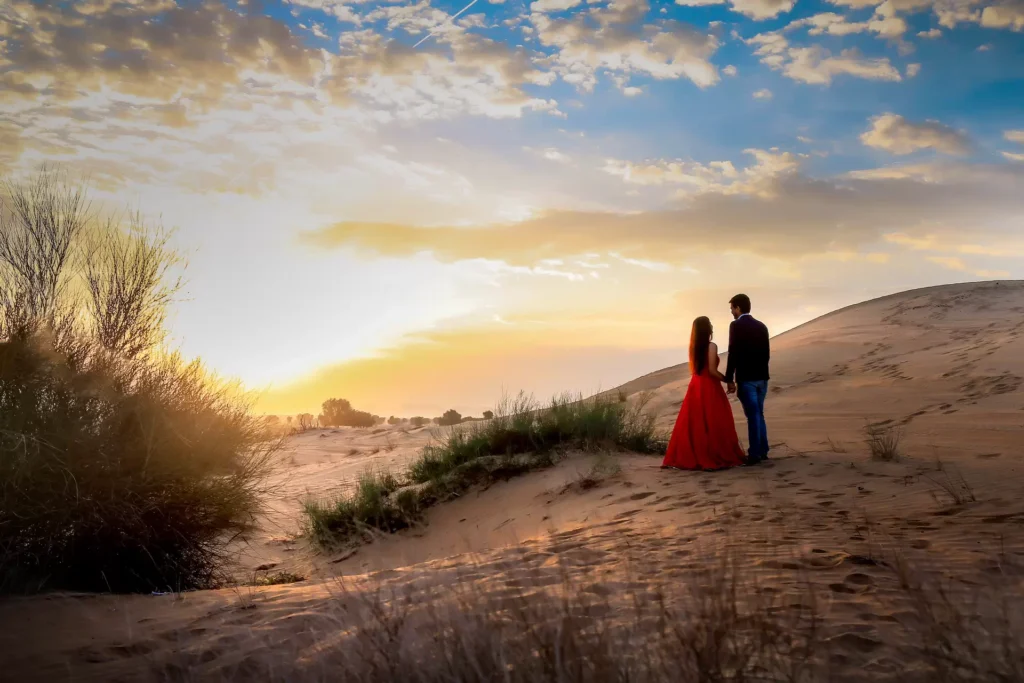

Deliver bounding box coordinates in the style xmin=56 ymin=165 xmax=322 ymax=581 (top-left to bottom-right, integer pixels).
xmin=707 ymin=342 xmax=726 ymax=381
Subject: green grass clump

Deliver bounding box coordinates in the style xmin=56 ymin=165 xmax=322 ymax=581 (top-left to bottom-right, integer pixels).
xmin=304 ymin=392 xmax=665 ymax=548
xmin=303 ymin=469 xmax=414 ymax=547
xmin=251 ymin=571 xmax=306 ymax=587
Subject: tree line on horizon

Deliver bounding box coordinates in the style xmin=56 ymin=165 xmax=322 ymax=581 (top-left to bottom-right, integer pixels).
xmin=270 ymin=402 xmax=497 ymax=432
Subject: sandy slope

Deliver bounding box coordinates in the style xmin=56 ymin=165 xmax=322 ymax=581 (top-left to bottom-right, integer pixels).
xmin=2 ymin=280 xmax=1024 ymax=682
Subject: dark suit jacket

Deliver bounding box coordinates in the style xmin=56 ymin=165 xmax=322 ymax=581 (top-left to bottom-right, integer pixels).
xmin=725 ymin=315 xmax=770 ymax=384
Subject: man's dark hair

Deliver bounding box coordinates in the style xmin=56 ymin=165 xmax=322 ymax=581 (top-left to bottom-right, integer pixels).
xmin=729 ymin=293 xmax=752 ymax=314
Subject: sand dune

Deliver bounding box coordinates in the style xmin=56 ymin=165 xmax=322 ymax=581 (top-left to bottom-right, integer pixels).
xmin=2 ymin=281 xmax=1023 ymax=681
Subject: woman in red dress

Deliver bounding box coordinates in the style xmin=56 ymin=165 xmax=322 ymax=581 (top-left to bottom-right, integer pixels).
xmin=662 ymin=316 xmax=747 ymax=471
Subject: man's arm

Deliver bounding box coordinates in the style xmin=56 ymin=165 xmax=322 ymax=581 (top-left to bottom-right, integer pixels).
xmin=724 ymin=320 xmax=737 ymax=385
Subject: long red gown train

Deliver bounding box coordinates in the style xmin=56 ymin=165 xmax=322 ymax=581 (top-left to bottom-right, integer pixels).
xmin=662 ymin=370 xmax=746 ymax=471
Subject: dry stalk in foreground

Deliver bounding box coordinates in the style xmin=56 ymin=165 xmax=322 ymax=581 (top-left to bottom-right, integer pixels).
xmin=152 ymin=547 xmax=825 ymax=683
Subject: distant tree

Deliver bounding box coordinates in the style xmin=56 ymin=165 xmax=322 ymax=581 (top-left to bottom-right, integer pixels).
xmin=296 ymin=413 xmax=315 ymax=431
xmin=319 ymin=398 xmax=377 ymax=428
xmin=438 ymin=409 xmax=462 ymax=427
xmin=432 ymin=417 xmax=441 ymax=425
xmin=409 ymin=417 xmax=428 ymax=427
xmin=320 ymin=398 xmax=353 ymax=427
xmin=483 ymin=410 xmax=494 ymax=420
xmin=387 ymin=416 xmax=401 ymax=425
xmin=286 ymin=416 xmax=293 ymax=425
xmin=264 ymin=415 xmax=280 ymax=426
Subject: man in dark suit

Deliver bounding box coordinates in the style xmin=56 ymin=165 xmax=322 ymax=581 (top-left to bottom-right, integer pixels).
xmin=724 ymin=293 xmax=771 ymax=464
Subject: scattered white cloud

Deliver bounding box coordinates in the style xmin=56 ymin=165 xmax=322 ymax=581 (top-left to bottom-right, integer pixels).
xmin=981 ymin=3 xmax=1024 ymax=30
xmin=602 ymin=148 xmax=802 ymax=198
xmin=753 ymin=88 xmax=774 ymax=99
xmin=748 ymin=33 xmax=902 ymax=84
xmin=1005 ymin=130 xmax=1024 ymax=144
xmin=675 ymin=0 xmax=796 ymax=19
xmin=723 ymin=65 xmax=738 ymax=76
xmin=786 ymin=11 xmax=908 ymax=39
xmin=860 ymin=113 xmax=971 ymax=155
xmin=918 ymin=27 xmax=943 ymax=37
xmin=926 ymin=256 xmax=1009 ymax=278
xmin=531 ymin=0 xmax=585 ymax=12
xmin=532 ymin=0 xmax=722 ymax=91
xmin=524 ymin=146 xmax=573 ymax=163
xmin=906 ymin=63 xmax=922 ymax=77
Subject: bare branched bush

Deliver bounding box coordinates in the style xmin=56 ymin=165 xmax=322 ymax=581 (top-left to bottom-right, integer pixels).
xmin=84 ymin=213 xmax=182 ymax=359
xmin=865 ymin=421 xmax=902 ymax=461
xmin=0 ymin=168 xmax=275 ymax=593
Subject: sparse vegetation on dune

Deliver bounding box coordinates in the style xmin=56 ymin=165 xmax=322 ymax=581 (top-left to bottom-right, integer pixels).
xmin=865 ymin=421 xmax=902 ymax=461
xmin=130 ymin=539 xmax=1023 ymax=683
xmin=303 ymin=392 xmax=666 ymax=548
xmin=0 ymin=168 xmax=276 ymax=593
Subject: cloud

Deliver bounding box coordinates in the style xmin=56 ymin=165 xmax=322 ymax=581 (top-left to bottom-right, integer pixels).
xmin=785 ymin=11 xmax=908 ymax=38
xmin=926 ymin=256 xmax=1009 ymax=278
xmin=1003 ymin=138 xmax=1024 ymax=162
xmin=525 ymin=146 xmax=573 ymax=163
xmin=825 ymin=0 xmax=1024 ymax=32
xmin=531 ymin=0 xmax=721 ymax=91
xmin=860 ymin=113 xmax=971 ymax=155
xmin=981 ymin=2 xmax=1024 ymax=30
xmin=532 ymin=0 xmax=586 ymax=11
xmin=753 ymin=88 xmax=774 ymax=99
xmin=906 ymin=62 xmax=921 ymax=77
xmin=675 ymin=0 xmax=796 ymax=19
xmin=300 ymin=161 xmax=1024 ymax=265
xmin=723 ymin=65 xmax=738 ymax=75
xmin=0 ymin=0 xmax=321 ymax=106
xmin=747 ymin=32 xmax=902 ymax=84
xmin=601 ymin=148 xmax=801 ymax=198
xmin=918 ymin=27 xmax=943 ymax=36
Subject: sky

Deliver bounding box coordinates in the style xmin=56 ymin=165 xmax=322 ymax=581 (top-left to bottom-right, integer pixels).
xmin=1 ymin=0 xmax=1023 ymax=418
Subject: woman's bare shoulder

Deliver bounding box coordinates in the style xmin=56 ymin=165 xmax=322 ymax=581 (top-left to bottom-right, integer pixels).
xmin=709 ymin=341 xmax=719 ymax=352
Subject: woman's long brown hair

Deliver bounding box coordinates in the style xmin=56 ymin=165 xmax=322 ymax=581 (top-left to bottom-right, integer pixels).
xmin=689 ymin=316 xmax=712 ymax=375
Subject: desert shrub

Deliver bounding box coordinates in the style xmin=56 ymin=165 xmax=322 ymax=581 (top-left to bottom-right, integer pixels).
xmin=482 ymin=410 xmax=493 ymax=420
xmin=865 ymin=421 xmax=902 ymax=461
xmin=387 ymin=416 xmax=401 ymax=425
xmin=296 ymin=413 xmax=317 ymax=431
xmin=409 ymin=417 xmax=428 ymax=428
xmin=0 ymin=168 xmax=275 ymax=593
xmin=438 ymin=409 xmax=462 ymax=426
xmin=318 ymin=398 xmax=376 ymax=428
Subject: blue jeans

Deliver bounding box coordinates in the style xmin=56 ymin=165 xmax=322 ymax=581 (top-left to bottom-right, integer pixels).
xmin=737 ymin=380 xmax=769 ymax=461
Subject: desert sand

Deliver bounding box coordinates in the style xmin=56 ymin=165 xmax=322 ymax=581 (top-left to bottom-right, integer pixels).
xmin=2 ymin=280 xmax=1023 ymax=681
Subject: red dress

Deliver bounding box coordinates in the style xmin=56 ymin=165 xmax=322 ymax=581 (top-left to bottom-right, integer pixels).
xmin=662 ymin=370 xmax=746 ymax=471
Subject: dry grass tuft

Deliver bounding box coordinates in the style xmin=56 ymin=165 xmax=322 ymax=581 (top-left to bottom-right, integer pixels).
xmin=923 ymin=462 xmax=977 ymax=507
xmin=148 ymin=547 xmax=826 ymax=682
xmin=865 ymin=421 xmax=902 ymax=461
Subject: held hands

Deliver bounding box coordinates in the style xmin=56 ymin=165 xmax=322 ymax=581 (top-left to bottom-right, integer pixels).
xmin=726 ymin=382 xmax=736 ymax=394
